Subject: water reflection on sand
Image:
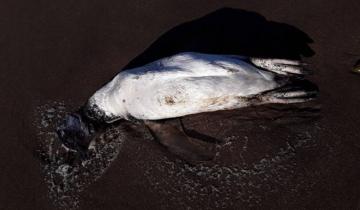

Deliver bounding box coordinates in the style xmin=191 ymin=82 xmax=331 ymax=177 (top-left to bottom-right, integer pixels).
xmin=35 ymin=101 xmax=322 ymax=209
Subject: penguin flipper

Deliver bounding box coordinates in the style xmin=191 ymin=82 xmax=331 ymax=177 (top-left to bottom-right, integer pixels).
xmin=250 ymin=58 xmax=311 ymax=76
xmin=259 ymin=79 xmax=319 ymax=104
xmin=144 ymin=120 xmax=215 ymax=164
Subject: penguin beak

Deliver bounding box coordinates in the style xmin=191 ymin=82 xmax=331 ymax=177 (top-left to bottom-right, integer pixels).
xmin=56 ymin=113 xmax=92 ymax=158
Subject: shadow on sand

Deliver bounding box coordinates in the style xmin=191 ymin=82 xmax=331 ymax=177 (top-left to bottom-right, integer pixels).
xmin=124 ymin=7 xmax=314 ymax=69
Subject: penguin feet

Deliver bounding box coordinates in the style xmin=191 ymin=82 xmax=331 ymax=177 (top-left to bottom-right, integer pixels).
xmin=250 ymin=57 xmax=311 ymax=76
xmin=144 ymin=120 xmax=215 ymax=164
xmin=259 ymin=79 xmax=319 ymax=104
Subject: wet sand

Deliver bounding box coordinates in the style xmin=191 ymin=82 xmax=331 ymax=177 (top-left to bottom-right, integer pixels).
xmin=1 ymin=0 xmax=360 ymax=209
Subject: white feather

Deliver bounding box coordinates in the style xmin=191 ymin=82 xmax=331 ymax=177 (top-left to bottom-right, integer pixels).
xmin=87 ymin=52 xmax=281 ymax=120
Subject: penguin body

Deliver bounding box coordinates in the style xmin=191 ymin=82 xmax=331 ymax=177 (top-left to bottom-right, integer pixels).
xmin=58 ymin=52 xmax=318 ymax=162
xmin=85 ymin=52 xmax=313 ymax=122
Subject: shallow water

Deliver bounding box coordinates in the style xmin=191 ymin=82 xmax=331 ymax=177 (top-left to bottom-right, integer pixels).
xmin=133 ymin=106 xmax=323 ymax=209
xmin=35 ymin=101 xmax=323 ymax=209
xmin=35 ymin=101 xmax=129 ymax=209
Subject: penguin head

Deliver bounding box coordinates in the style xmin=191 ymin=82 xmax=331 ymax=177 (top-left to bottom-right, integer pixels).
xmin=56 ymin=113 xmax=93 ymax=157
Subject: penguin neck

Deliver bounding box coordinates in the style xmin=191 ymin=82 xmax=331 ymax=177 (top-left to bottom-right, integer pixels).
xmin=83 ymin=100 xmax=125 ymax=124
xmin=84 ymin=73 xmax=129 ymax=124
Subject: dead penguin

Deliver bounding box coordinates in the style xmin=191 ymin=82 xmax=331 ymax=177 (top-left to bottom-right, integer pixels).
xmin=57 ymin=52 xmax=318 ymax=162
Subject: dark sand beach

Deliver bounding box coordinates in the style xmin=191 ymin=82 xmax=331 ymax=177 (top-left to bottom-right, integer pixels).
xmin=1 ymin=0 xmax=360 ymax=209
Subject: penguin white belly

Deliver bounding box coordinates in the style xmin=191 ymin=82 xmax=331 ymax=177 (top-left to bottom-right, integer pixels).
xmin=126 ymin=74 xmax=278 ymax=120
xmin=87 ymin=52 xmax=280 ymax=121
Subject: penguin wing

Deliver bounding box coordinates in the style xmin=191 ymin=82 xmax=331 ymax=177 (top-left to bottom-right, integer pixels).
xmin=158 ymin=52 xmax=256 ymax=76
xmin=128 ymin=52 xmax=267 ymax=79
